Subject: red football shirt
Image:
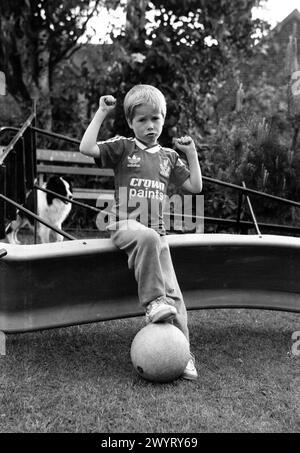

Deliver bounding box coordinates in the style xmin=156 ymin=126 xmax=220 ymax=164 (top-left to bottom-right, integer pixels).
xmin=95 ymin=137 xmax=190 ymax=234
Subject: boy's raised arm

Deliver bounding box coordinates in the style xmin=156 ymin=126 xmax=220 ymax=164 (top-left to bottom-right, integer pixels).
xmin=174 ymin=136 xmax=202 ymax=193
xmin=79 ymin=95 xmax=116 ymax=158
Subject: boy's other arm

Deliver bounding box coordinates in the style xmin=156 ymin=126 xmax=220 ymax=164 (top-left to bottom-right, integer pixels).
xmin=79 ymin=95 xmax=116 ymax=158
xmin=173 ymin=136 xmax=202 ymax=193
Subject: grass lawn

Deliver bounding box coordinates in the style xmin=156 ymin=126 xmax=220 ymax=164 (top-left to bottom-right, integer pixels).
xmin=0 ymin=308 xmax=299 ymax=433
xmin=1 ymin=231 xmax=300 ymax=432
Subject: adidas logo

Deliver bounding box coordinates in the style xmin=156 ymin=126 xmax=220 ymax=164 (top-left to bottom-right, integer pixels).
xmin=127 ymin=154 xmax=141 ymax=166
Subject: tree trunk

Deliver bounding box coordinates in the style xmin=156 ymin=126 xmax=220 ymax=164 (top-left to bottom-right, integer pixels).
xmin=125 ymin=0 xmax=147 ymax=46
xmin=0 ymin=7 xmax=52 ymax=129
xmin=36 ymin=28 xmax=52 ymax=130
xmin=77 ymin=92 xmax=89 ymax=124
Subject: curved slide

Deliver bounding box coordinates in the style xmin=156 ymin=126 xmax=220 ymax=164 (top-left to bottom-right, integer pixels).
xmin=1 ymin=234 xmax=300 ymax=333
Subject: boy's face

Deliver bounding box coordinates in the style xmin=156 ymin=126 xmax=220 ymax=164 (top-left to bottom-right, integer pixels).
xmin=128 ymin=104 xmax=164 ymax=147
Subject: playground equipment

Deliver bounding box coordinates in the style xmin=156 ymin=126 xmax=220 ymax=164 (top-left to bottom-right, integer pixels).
xmin=1 ymin=110 xmax=300 ymax=356
xmin=1 ymin=232 xmax=300 ymax=333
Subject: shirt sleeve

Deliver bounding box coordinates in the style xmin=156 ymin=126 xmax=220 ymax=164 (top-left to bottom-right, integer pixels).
xmin=170 ymin=152 xmax=190 ymax=187
xmin=94 ymin=136 xmax=126 ymax=169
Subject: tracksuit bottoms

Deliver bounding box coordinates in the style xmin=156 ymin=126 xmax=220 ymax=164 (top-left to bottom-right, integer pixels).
xmin=108 ymin=219 xmax=189 ymax=341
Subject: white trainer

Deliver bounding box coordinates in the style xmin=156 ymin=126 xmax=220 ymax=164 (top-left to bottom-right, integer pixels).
xmin=145 ymin=296 xmax=177 ymax=324
xmin=182 ymin=354 xmax=198 ymax=380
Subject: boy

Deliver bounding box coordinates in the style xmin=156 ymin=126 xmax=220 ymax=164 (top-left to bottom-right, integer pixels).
xmin=80 ymin=85 xmax=202 ymax=380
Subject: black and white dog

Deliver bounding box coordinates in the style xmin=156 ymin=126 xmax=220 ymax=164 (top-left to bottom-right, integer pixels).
xmin=6 ymin=176 xmax=73 ymax=244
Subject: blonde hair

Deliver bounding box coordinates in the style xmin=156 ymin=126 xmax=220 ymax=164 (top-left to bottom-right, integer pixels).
xmin=124 ymin=84 xmax=167 ymax=122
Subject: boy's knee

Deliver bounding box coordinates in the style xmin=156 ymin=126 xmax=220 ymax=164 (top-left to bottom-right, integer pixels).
xmin=137 ymin=228 xmax=160 ymax=249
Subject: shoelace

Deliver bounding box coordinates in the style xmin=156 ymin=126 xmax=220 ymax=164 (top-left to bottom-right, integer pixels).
xmin=146 ymin=297 xmax=165 ymax=314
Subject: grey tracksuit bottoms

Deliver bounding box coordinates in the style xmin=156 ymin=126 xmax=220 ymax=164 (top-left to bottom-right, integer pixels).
xmin=108 ymin=219 xmax=189 ymax=341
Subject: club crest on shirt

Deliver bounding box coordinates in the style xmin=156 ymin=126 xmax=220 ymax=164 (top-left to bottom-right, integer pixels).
xmin=159 ymin=157 xmax=171 ymax=177
xmin=127 ymin=154 xmax=141 ymax=167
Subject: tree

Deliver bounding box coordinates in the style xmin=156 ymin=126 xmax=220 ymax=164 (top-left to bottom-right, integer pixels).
xmin=0 ymin=0 xmax=118 ymax=129
xmin=89 ymin=0 xmax=264 ymax=145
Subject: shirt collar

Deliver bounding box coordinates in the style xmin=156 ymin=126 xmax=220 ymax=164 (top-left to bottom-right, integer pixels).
xmin=135 ymin=138 xmax=161 ymax=154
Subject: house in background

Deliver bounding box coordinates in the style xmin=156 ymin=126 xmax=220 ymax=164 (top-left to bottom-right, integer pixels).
xmin=271 ymin=8 xmax=300 ymax=46
xmin=252 ymin=9 xmax=300 ymax=83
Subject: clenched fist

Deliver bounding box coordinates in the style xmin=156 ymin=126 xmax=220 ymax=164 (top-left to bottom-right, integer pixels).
xmin=99 ymin=95 xmax=117 ymax=113
xmin=173 ymin=136 xmax=196 ymax=156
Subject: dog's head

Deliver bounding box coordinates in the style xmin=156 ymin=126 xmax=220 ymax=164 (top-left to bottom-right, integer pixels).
xmin=46 ymin=176 xmax=73 ymax=205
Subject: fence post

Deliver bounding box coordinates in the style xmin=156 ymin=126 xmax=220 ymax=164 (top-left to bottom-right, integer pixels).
xmin=32 ymin=102 xmax=38 ymax=243
xmin=0 ymin=72 xmax=6 ymax=238
xmin=16 ymin=137 xmax=26 ymax=206
xmin=242 ymin=181 xmax=262 ymax=236
xmin=0 ymin=165 xmax=6 ymax=238
xmin=236 ymin=191 xmax=244 ymax=234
